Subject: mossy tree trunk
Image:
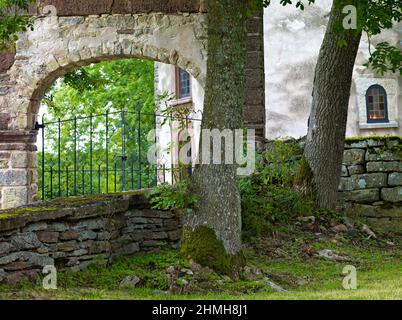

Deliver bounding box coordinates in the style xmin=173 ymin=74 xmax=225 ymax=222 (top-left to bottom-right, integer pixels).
xmin=182 ymin=0 xmax=252 ymax=274
xmin=305 ymin=0 xmax=362 ymax=209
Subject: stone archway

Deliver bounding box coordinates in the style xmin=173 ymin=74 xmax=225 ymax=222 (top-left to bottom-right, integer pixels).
xmin=0 ymin=6 xmax=207 ymax=209
xmin=0 ymin=1 xmax=265 ymax=209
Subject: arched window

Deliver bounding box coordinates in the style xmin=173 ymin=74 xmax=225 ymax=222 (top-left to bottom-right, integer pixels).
xmin=176 ymin=68 xmax=191 ymax=99
xmin=366 ymin=85 xmax=389 ymax=123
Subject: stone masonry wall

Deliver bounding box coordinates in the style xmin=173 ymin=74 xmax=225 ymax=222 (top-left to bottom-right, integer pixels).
xmin=339 ymin=137 xmax=402 ymax=204
xmin=0 ymin=192 xmax=181 ymax=284
xmin=339 ymin=137 xmax=402 ymax=234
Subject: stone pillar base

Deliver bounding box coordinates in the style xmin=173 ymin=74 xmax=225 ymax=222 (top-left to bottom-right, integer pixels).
xmin=0 ymin=131 xmax=37 ymax=209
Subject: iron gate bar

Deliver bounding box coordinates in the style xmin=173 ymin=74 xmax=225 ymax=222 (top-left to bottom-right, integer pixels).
xmin=58 ymin=118 xmax=61 ymax=197
xmin=41 ymin=114 xmax=45 ymax=201
xmin=106 ymin=110 xmax=109 ymax=194
xmin=74 ymin=116 xmax=77 ymax=196
xmin=121 ymin=108 xmax=127 ymax=192
xmin=138 ymin=109 xmax=142 ymax=189
xmin=90 ymin=114 xmax=93 ymax=194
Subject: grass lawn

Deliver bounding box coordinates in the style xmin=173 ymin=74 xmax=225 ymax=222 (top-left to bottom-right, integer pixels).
xmin=0 ymin=228 xmax=400 ymax=300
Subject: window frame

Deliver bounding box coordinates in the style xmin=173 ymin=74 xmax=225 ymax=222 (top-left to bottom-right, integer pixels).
xmin=175 ymin=67 xmax=192 ymax=101
xmin=365 ymin=84 xmax=389 ymax=124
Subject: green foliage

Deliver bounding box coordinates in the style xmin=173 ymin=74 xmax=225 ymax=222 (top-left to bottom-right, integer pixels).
xmin=260 ymin=140 xmax=303 ymax=186
xmin=0 ymin=0 xmax=35 ymax=50
xmin=240 ymin=140 xmax=315 ymax=239
xmin=56 ymin=250 xmax=188 ymax=291
xmin=366 ymin=42 xmax=402 ymax=75
xmin=38 ymin=59 xmax=156 ymax=199
xmin=148 ymin=182 xmax=197 ymax=211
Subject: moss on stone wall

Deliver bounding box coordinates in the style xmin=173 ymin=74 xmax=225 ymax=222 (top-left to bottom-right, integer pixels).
xmin=0 ymin=207 xmax=58 ymax=219
xmin=181 ymin=226 xmax=245 ymax=276
xmin=345 ymin=136 xmax=402 ymax=142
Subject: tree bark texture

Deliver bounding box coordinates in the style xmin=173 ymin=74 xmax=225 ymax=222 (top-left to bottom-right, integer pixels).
xmin=305 ymin=0 xmax=362 ymax=209
xmin=185 ymin=0 xmax=250 ymax=256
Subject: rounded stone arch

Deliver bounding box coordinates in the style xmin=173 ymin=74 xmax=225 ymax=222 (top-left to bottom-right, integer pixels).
xmin=0 ymin=12 xmax=207 ymax=209
xmin=6 ymin=13 xmax=206 ymax=131
xmin=26 ymin=50 xmax=205 ymax=130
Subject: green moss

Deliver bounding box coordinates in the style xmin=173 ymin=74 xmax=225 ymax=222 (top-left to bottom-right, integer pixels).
xmin=345 ymin=135 xmax=402 ymax=142
xmin=181 ymin=226 xmax=245 ymax=276
xmin=293 ymin=156 xmax=316 ymax=202
xmin=0 ymin=207 xmax=58 ymax=219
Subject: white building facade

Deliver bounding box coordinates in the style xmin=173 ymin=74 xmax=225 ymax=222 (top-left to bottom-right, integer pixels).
xmin=155 ymin=2 xmax=402 ymax=144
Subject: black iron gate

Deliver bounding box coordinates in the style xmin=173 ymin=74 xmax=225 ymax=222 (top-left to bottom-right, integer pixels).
xmin=36 ymin=107 xmax=201 ymax=201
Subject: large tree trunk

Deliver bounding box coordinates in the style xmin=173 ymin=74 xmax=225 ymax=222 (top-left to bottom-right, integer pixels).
xmin=305 ymin=0 xmax=362 ymax=209
xmin=181 ymin=0 xmax=250 ymax=275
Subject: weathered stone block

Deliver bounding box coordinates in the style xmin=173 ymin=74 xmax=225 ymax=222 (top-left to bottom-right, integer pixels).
xmin=151 ymin=232 xmax=168 ymax=240
xmin=0 ymin=242 xmax=14 ymax=256
xmin=72 ymin=249 xmax=88 ymax=257
xmin=381 ymin=187 xmax=402 ymax=203
xmin=11 ymin=232 xmax=41 ymax=250
xmin=7 ymin=199 xmax=33 ymax=218
xmin=59 ymin=231 xmax=79 ymax=241
xmin=74 ymin=218 xmax=106 ymax=231
xmin=340 ymin=189 xmax=380 ymax=204
xmin=367 ymin=161 xmax=402 ymax=173
xmin=343 ymin=149 xmax=366 ymax=166
xmin=344 ymin=140 xmax=367 ymax=149
xmin=37 ymin=231 xmax=59 ymax=244
xmin=388 ymin=173 xmax=402 ymax=186
xmin=4 ymin=261 xmax=30 ymax=271
xmin=88 ymin=241 xmax=111 ymax=254
xmin=10 ymin=152 xmax=35 ymax=169
xmin=78 ymin=230 xmax=97 ymax=241
xmin=0 ymin=252 xmax=53 ymax=268
xmin=48 ymin=223 xmax=68 ymax=232
xmin=23 ymin=222 xmax=48 ymax=232
xmin=348 ymin=165 xmax=365 ymax=175
xmin=339 ymin=173 xmax=387 ymax=191
xmin=0 ymin=171 xmax=28 ymax=186
xmin=130 ymin=217 xmax=148 ymax=224
xmin=351 ymin=204 xmax=402 ymax=218
xmin=366 ymin=148 xmax=402 ymax=162
xmin=57 ymin=241 xmax=79 ymax=252
xmin=367 ymin=139 xmax=385 ymax=147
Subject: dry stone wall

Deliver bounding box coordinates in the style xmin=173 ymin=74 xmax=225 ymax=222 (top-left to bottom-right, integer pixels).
xmin=340 ymin=137 xmax=402 ymax=204
xmin=0 ymin=192 xmax=181 ymax=284
xmin=339 ymin=137 xmax=402 ymax=234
